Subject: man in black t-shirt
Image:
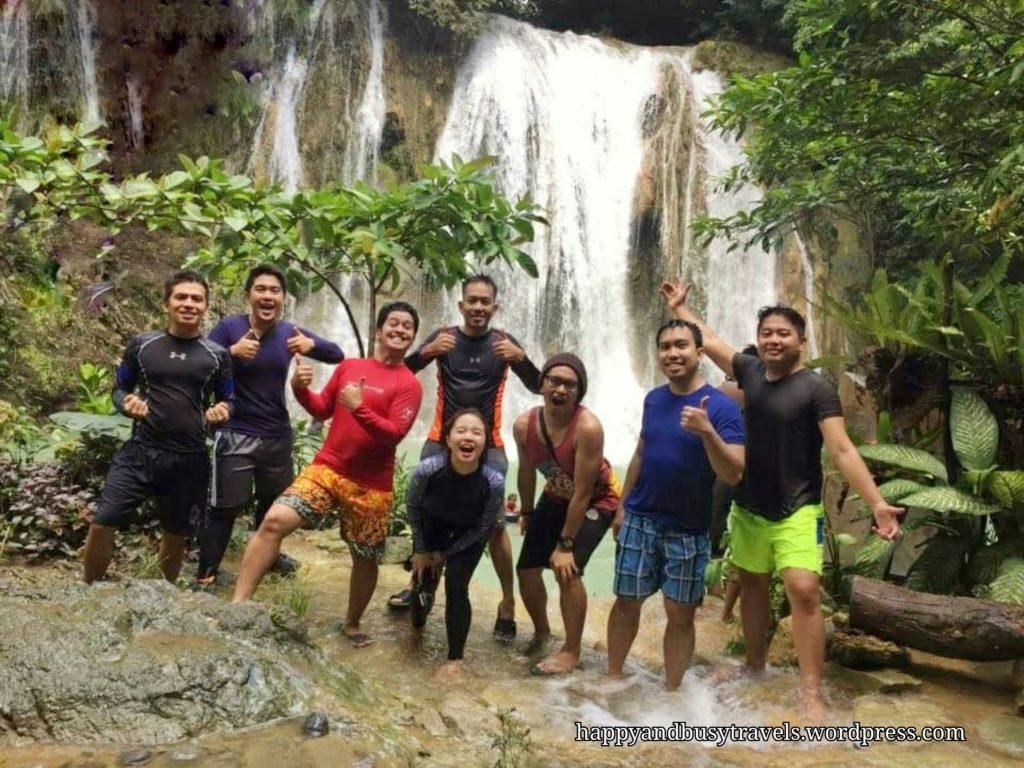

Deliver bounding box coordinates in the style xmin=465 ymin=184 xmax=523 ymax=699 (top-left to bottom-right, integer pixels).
xmin=82 ymin=271 xmax=234 ymax=584
xmin=661 ymin=279 xmax=901 ymax=723
xmin=391 ymin=274 xmax=541 ymax=641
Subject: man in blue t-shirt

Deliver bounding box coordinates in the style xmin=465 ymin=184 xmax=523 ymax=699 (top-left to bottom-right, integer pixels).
xmin=195 ymin=264 xmax=344 ymax=587
xmin=606 ymin=319 xmax=745 ymax=691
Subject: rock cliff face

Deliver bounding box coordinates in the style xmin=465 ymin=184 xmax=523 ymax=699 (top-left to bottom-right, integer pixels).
xmin=0 ymin=577 xmax=321 ymax=745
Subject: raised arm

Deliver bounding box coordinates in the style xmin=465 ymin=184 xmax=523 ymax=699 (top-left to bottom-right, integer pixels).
xmin=204 ymin=344 xmax=236 ymax=424
xmin=293 ymin=362 xmax=341 ymax=422
xmin=404 ymin=328 xmax=446 ymax=373
xmin=681 ymin=395 xmax=745 ymax=485
xmin=349 ymin=379 xmax=422 ymax=446
xmin=503 ymin=333 xmax=542 ymax=393
xmin=296 ymin=325 xmax=345 ymax=364
xmin=660 ymin=280 xmax=737 ymax=378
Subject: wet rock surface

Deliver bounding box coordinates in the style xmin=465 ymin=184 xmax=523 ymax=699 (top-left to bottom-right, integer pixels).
xmin=0 ymin=577 xmax=317 ymax=746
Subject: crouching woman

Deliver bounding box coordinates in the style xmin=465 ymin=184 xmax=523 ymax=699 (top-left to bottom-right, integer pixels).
xmin=406 ymin=408 xmax=504 ymax=679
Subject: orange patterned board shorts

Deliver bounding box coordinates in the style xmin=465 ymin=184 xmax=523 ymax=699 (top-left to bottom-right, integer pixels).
xmin=277 ymin=464 xmax=393 ymax=561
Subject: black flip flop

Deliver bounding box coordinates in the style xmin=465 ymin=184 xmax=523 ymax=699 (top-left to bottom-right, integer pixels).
xmin=493 ymin=617 xmax=517 ymax=642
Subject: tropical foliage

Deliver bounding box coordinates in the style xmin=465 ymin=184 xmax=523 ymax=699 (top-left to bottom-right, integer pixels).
xmin=697 ymin=0 xmax=1024 ymax=284
xmin=856 ymin=389 xmax=1024 ymax=603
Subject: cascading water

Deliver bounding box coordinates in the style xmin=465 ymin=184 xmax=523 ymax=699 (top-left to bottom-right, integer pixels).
xmin=1 ymin=0 xmax=31 ymax=121
xmin=248 ymin=0 xmax=332 ymax=192
xmin=74 ymin=0 xmax=100 ymax=123
xmin=0 ymin=0 xmax=102 ymax=129
xmin=341 ymin=0 xmax=386 ymax=184
xmin=433 ymin=17 xmax=778 ymax=461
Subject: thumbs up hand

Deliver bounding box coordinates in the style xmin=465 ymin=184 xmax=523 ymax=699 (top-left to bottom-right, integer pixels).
xmin=291 ymin=353 xmax=314 ymax=389
xmin=680 ymin=395 xmax=713 ymax=436
xmin=286 ymin=326 xmax=314 ymax=356
xmin=340 ymin=376 xmax=365 ymax=411
xmin=231 ymin=328 xmax=261 ymax=360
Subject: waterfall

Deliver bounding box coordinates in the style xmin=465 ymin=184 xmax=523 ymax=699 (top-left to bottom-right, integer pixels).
xmin=341 ymin=0 xmax=386 ymax=184
xmin=247 ymin=0 xmax=332 ymax=192
xmin=74 ymin=0 xmax=100 ymax=123
xmin=0 ymin=0 xmax=30 ymax=119
xmin=248 ymin=0 xmax=386 ymax=192
xmin=689 ymin=69 xmax=778 ymax=358
xmin=434 ymin=17 xmax=778 ymax=462
xmin=1 ymin=0 xmax=102 ymax=129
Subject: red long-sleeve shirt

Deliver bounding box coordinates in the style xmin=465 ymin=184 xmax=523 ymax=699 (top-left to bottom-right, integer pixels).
xmin=294 ymin=358 xmax=423 ymax=491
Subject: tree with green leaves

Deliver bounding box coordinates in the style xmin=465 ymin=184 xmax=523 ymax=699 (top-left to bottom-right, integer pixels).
xmin=1 ymin=121 xmax=545 ymax=357
xmin=698 ymin=0 xmax=1024 ymax=281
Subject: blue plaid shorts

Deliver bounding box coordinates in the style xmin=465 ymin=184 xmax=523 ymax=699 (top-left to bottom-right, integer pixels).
xmin=613 ymin=512 xmax=709 ymax=604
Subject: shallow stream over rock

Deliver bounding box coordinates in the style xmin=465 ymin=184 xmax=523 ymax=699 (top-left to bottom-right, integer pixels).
xmin=1 ymin=531 xmax=1021 ymax=767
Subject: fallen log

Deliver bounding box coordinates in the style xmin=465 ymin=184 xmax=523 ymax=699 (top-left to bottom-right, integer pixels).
xmin=849 ymin=576 xmax=1024 ymax=661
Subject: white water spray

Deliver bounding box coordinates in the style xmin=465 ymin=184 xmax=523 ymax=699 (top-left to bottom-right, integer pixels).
xmin=434 ymin=18 xmax=779 ymax=461
xmin=74 ymin=0 xmax=100 ymax=123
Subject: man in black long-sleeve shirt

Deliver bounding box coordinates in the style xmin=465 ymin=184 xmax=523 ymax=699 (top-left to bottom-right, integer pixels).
xmin=390 ymin=274 xmax=541 ymax=641
xmin=83 ymin=271 xmax=234 ymax=584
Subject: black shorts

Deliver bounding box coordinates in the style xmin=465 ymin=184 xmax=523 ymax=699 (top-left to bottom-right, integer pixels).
xmin=210 ymin=430 xmax=294 ymax=509
xmin=93 ymin=440 xmax=209 ymax=536
xmin=516 ymin=494 xmax=611 ymax=575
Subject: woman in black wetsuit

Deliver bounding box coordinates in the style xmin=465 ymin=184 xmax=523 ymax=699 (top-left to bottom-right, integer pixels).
xmin=406 ymin=408 xmax=505 ymax=678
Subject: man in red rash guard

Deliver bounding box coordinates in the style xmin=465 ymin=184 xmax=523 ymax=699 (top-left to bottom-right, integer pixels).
xmin=232 ymin=302 xmax=423 ymax=648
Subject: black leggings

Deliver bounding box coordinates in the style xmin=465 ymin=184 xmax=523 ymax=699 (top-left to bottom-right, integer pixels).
xmin=419 ymin=538 xmax=487 ymax=660
xmin=196 ymin=495 xmax=276 ymax=579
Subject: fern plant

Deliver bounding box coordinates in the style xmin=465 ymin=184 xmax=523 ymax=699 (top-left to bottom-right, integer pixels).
xmin=856 ymin=388 xmax=1024 ymax=602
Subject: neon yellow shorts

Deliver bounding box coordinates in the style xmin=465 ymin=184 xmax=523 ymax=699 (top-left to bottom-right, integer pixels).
xmin=727 ymin=502 xmax=823 ymax=575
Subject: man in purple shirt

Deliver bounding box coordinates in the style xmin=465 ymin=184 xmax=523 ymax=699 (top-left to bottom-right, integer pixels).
xmin=195 ymin=265 xmax=344 ymax=587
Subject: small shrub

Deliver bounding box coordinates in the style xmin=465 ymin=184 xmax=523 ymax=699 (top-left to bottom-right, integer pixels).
xmin=492 ymin=708 xmax=534 ymax=768
xmin=0 ymin=459 xmax=95 ymax=559
xmin=75 ymin=363 xmax=116 ymax=415
xmin=388 ymin=456 xmax=412 ymax=537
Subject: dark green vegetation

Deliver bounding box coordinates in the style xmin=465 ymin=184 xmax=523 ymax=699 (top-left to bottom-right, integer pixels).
xmin=697 ymin=0 xmax=1024 ymax=605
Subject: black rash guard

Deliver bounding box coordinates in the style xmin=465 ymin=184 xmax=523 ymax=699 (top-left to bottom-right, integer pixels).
xmin=406 ymin=327 xmax=540 ymax=448
xmin=113 ymin=330 xmax=235 ymax=453
xmin=732 ymin=352 xmax=843 ymax=521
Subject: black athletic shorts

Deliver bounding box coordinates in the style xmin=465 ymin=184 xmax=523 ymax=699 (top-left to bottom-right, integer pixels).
xmin=93 ymin=440 xmax=209 ymax=536
xmin=210 ymin=430 xmax=294 ymax=509
xmin=516 ymin=493 xmax=611 ymax=575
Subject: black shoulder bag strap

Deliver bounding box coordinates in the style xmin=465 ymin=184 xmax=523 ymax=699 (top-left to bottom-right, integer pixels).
xmin=538 ymin=408 xmax=567 ymax=473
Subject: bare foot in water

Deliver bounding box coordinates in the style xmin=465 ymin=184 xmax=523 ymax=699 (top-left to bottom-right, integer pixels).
xmin=798 ymin=684 xmax=827 ymax=726
xmin=530 ymin=650 xmax=579 ymax=677
xmin=434 ymin=660 xmax=463 ymax=682
xmin=710 ymin=663 xmax=757 ymax=686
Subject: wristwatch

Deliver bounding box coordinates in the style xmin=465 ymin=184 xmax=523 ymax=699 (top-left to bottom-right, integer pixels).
xmin=557 ymin=536 xmax=575 ymax=552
